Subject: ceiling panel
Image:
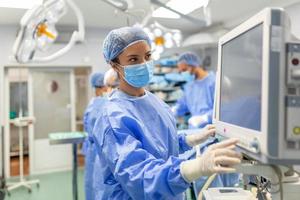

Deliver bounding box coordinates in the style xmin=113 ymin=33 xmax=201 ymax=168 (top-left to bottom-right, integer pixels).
xmin=0 ymin=0 xmax=299 ymax=35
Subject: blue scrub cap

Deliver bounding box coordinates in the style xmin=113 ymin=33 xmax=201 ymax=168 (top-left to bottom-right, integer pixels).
xmin=91 ymin=73 xmax=105 ymax=88
xmin=178 ymin=52 xmax=202 ymax=67
xmin=102 ymin=26 xmax=151 ymax=63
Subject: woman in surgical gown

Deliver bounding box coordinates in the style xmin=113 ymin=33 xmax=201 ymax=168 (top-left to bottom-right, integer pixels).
xmin=92 ymin=26 xmax=241 ymax=200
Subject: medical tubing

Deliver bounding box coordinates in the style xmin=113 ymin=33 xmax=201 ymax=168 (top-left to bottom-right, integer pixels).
xmin=197 ymin=173 xmax=217 ymax=200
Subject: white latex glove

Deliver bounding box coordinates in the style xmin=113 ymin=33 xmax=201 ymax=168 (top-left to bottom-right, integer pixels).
xmin=180 ymin=138 xmax=242 ymax=183
xmin=185 ymin=124 xmax=216 ymax=147
xmin=188 ymin=115 xmax=209 ymax=128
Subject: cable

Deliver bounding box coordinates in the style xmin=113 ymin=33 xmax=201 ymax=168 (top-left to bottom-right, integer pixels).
xmin=197 ymin=173 xmax=217 ymax=200
xmin=270 ymin=165 xmax=283 ymax=200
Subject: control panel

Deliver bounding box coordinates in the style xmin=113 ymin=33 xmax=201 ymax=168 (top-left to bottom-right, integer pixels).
xmin=286 ymin=43 xmax=300 ymax=143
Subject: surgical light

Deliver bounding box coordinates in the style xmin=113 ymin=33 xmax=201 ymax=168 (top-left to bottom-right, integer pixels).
xmin=143 ymin=22 xmax=182 ymax=59
xmin=13 ymin=0 xmax=85 ymax=63
xmin=153 ymin=28 xmax=163 ymax=37
xmin=155 ymin=45 xmax=164 ymax=54
xmin=164 ymin=39 xmax=173 ymax=48
xmin=154 ymin=36 xmax=164 ymax=46
xmin=164 ymin=32 xmax=172 ymax=40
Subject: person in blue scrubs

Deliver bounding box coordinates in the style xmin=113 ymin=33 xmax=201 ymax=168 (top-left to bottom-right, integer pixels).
xmin=172 ymin=52 xmax=216 ymax=129
xmin=92 ymin=26 xmax=242 ymax=200
xmin=82 ymin=72 xmax=108 ymax=200
xmin=93 ymin=68 xmax=119 ymax=200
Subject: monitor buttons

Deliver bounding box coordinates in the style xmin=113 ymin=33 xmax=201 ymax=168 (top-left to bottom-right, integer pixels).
xmin=293 ymin=127 xmax=300 ymax=135
xmin=292 ymin=58 xmax=299 ymax=66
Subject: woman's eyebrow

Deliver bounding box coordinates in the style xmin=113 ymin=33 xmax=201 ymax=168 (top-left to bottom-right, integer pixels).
xmin=126 ymin=54 xmax=139 ymax=57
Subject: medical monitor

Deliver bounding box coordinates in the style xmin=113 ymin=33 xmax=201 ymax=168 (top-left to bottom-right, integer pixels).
xmin=214 ymin=8 xmax=300 ymax=164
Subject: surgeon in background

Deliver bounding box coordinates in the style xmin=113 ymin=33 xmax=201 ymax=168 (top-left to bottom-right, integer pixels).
xmin=172 ymin=52 xmax=215 ymax=129
xmin=91 ymin=26 xmax=241 ymax=200
xmin=92 ymin=69 xmax=119 ymax=200
xmin=82 ymin=72 xmax=108 ymax=200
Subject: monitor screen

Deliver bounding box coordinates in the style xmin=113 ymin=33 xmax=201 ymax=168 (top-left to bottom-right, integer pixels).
xmin=219 ymin=24 xmax=263 ymax=131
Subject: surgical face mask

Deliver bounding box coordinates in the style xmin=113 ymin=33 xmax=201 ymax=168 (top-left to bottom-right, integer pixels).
xmin=115 ymin=60 xmax=154 ymax=88
xmin=181 ymin=71 xmax=195 ymax=82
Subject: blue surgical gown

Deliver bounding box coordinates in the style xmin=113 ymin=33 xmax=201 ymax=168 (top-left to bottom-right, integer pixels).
xmin=82 ymin=96 xmax=107 ymax=200
xmin=174 ymin=71 xmax=216 ymax=128
xmin=92 ymin=89 xmax=192 ymax=200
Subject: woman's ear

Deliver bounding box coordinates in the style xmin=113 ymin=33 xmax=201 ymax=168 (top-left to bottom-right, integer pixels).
xmin=111 ymin=65 xmax=122 ymax=79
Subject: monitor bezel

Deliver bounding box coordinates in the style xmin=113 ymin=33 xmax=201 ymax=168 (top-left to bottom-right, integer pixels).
xmin=214 ymin=8 xmax=274 ymax=156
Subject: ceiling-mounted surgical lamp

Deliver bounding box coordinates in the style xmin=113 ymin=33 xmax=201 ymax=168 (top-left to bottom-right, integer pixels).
xmin=143 ymin=21 xmax=182 ymax=60
xmin=13 ymin=0 xmax=85 ymax=63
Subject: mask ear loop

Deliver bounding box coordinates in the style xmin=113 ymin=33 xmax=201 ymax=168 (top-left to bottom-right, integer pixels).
xmin=110 ymin=62 xmax=126 ymax=82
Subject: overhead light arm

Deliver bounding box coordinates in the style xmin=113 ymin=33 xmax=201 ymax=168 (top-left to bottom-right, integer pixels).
xmin=101 ymin=0 xmax=128 ymax=12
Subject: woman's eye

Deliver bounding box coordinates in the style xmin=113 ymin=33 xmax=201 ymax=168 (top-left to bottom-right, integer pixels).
xmin=146 ymin=54 xmax=152 ymax=60
xmin=129 ymin=58 xmax=138 ymax=63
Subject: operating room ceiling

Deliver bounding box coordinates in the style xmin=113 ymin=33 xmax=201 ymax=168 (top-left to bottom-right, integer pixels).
xmin=0 ymin=0 xmax=300 ymax=35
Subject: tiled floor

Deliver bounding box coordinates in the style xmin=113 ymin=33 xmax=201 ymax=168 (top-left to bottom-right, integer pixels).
xmin=5 ymin=155 xmax=86 ymax=200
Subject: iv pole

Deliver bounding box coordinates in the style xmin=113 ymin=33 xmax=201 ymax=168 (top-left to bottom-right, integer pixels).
xmin=6 ymin=73 xmax=39 ymax=195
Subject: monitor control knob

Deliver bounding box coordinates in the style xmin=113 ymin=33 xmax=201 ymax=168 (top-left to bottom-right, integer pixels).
xmin=250 ymin=138 xmax=260 ymax=153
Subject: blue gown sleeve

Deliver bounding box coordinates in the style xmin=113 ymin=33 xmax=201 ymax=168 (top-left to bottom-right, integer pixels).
xmin=96 ymin=126 xmax=190 ymax=199
xmin=83 ymin=107 xmax=90 ymax=133
xmin=178 ymin=133 xmax=192 ymax=153
xmin=81 ymin=106 xmax=91 ymax=155
xmin=162 ymin=101 xmax=192 ymax=154
xmin=173 ymin=94 xmax=189 ymax=117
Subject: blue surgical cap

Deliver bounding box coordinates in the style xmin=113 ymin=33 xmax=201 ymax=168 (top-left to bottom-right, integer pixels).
xmin=178 ymin=52 xmax=202 ymax=67
xmin=90 ymin=73 xmax=105 ymax=88
xmin=102 ymin=26 xmax=151 ymax=63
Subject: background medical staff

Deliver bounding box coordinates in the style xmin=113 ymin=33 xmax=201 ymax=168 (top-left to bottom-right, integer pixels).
xmin=82 ymin=73 xmax=108 ymax=200
xmin=92 ymin=68 xmax=119 ymax=200
xmin=173 ymin=52 xmax=215 ymax=129
xmin=91 ymin=26 xmax=241 ymax=200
